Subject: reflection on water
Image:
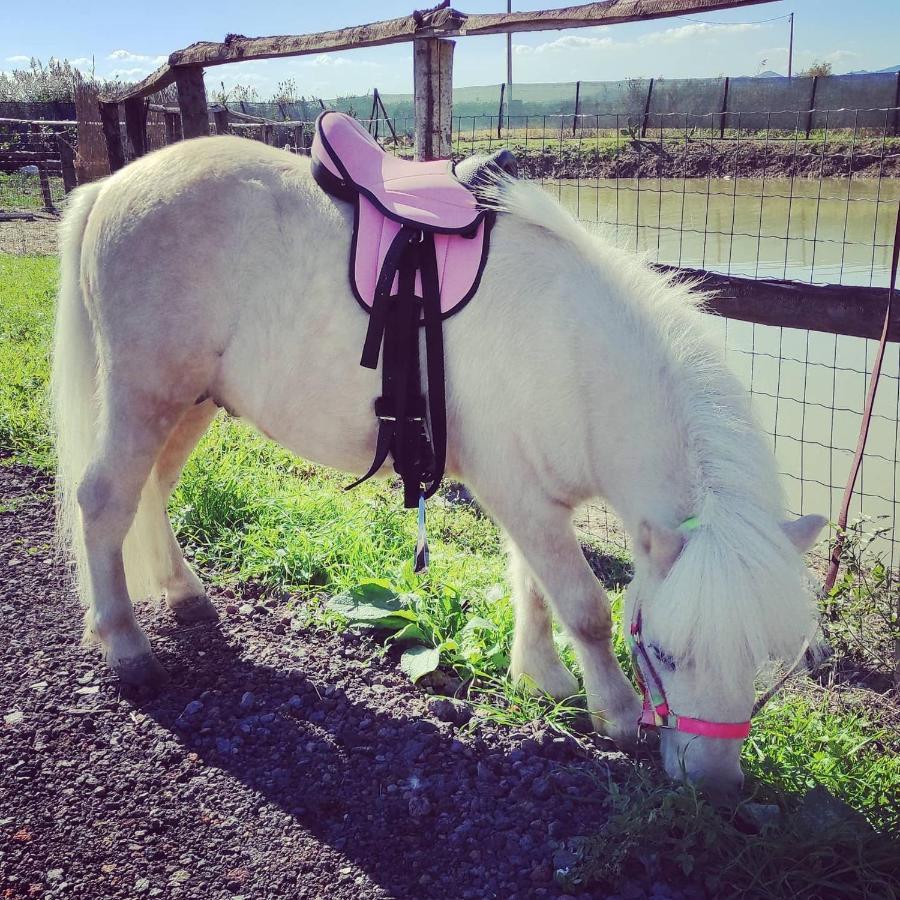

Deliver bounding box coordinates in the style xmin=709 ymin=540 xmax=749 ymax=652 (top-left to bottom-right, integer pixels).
xmin=554 ymin=177 xmax=900 ymax=286
xmin=553 ymin=177 xmax=900 ymax=564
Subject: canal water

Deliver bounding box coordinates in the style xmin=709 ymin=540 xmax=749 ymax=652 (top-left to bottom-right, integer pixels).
xmin=554 ymin=177 xmax=900 ymax=562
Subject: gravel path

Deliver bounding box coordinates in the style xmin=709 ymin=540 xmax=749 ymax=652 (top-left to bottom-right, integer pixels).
xmin=0 ymin=463 xmax=678 ymax=900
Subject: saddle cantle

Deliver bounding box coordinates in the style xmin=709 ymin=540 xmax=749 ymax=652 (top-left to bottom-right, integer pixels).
xmin=310 ymin=110 xmax=505 ymax=570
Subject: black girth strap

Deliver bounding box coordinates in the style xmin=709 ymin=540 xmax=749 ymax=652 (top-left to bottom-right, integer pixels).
xmin=345 ymin=227 xmax=449 ymax=572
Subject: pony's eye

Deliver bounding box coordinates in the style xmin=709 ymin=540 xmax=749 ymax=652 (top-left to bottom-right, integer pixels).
xmin=649 ymin=643 xmax=677 ymax=671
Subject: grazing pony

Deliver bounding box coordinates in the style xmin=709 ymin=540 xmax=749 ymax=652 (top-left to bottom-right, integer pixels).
xmin=52 ymin=135 xmax=825 ymax=796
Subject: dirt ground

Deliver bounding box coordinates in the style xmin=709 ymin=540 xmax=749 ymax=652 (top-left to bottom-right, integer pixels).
xmin=0 ymin=218 xmax=58 ymax=255
xmin=0 ymin=464 xmax=701 ymax=900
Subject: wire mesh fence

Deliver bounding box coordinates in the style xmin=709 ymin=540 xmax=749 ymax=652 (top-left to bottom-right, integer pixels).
xmin=442 ymin=109 xmax=900 ymax=572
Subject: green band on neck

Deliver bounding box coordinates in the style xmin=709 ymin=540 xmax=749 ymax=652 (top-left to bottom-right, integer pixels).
xmin=679 ymin=516 xmax=701 ymax=532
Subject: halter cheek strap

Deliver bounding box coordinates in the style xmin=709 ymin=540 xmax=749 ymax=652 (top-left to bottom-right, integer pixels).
xmin=628 ymin=516 xmax=752 ymax=741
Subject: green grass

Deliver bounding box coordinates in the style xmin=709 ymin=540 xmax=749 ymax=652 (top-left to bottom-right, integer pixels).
xmin=0 ymin=253 xmax=56 ymax=467
xmin=2 ymin=252 xmax=898 ymax=896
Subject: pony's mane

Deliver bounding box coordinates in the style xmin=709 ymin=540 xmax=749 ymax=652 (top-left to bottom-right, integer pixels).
xmin=487 ymin=177 xmax=818 ymax=684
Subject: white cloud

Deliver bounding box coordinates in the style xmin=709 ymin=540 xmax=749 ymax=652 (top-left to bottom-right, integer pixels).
xmin=300 ymin=53 xmax=380 ymax=69
xmin=107 ymin=49 xmax=166 ymax=65
xmin=639 ymin=22 xmax=763 ymax=46
xmin=106 ymin=66 xmax=156 ymax=79
xmin=5 ymin=55 xmax=31 ymax=64
xmin=825 ymin=49 xmax=860 ymax=64
xmin=515 ymin=34 xmax=614 ymax=55
xmin=518 ymin=21 xmax=764 ymax=56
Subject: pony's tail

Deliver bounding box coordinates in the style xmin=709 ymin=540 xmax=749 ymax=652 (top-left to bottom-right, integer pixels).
xmin=51 ymin=180 xmax=105 ymax=606
xmin=52 ymin=181 xmax=173 ymax=612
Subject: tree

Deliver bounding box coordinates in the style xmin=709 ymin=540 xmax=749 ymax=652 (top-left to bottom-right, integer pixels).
xmin=799 ymin=61 xmax=833 ymax=78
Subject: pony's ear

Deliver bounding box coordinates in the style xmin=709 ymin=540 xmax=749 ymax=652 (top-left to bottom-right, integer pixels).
xmin=782 ymin=514 xmax=828 ymax=553
xmin=639 ymin=522 xmax=685 ymax=579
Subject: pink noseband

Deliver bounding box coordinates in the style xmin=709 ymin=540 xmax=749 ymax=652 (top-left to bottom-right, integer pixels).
xmin=628 ymin=611 xmax=751 ymax=740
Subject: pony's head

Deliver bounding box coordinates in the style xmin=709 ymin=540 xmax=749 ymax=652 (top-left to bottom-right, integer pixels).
xmin=624 ymin=512 xmax=826 ymax=799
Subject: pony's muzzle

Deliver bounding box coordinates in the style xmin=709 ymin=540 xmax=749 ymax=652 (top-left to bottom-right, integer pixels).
xmin=661 ymin=730 xmax=745 ymax=801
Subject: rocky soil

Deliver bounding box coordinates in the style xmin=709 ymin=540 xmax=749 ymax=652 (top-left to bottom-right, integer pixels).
xmin=0 ymin=464 xmax=697 ymax=900
xmin=515 ymin=138 xmax=900 ymax=181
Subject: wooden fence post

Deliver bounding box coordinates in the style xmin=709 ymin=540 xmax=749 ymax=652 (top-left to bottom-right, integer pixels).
xmin=164 ymin=111 xmax=182 ymax=144
xmin=98 ymin=100 xmax=125 ymax=173
xmin=719 ymin=76 xmax=730 ymax=139
xmin=37 ymin=163 xmax=54 ymax=212
xmin=497 ymin=82 xmax=505 ymax=139
xmin=213 ymin=106 xmax=229 ymax=136
xmin=56 ymin=135 xmax=77 ymax=192
xmin=805 ymin=75 xmax=819 ymax=140
xmin=124 ymin=96 xmax=148 ymax=158
xmin=640 ymin=78 xmax=655 ymax=139
xmin=175 ymin=66 xmax=209 ymax=139
xmin=414 ymin=37 xmax=454 ymax=161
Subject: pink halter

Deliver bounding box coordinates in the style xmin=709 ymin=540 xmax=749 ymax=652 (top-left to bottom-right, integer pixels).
xmin=627 ymin=517 xmax=751 ymax=741
xmin=628 ymin=609 xmax=751 ymax=740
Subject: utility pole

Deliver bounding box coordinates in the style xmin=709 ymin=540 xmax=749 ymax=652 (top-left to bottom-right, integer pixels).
xmin=506 ymin=0 xmax=512 ymax=125
xmin=787 ymin=12 xmax=794 ymax=79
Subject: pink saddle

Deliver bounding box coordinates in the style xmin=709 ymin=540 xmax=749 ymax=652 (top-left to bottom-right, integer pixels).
xmin=311 ymin=110 xmax=491 ymax=316
xmin=310 ymin=110 xmax=501 ymax=573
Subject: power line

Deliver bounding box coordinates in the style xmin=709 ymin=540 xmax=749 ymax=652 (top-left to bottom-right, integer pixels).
xmin=681 ymin=12 xmax=793 ymax=26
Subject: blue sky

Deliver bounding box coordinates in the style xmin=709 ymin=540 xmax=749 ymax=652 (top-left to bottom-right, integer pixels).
xmin=4 ymin=1 xmax=899 ymax=98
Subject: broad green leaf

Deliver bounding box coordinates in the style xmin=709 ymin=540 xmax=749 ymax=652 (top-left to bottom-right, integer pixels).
xmin=326 ymin=582 xmax=416 ymax=625
xmin=392 ymin=622 xmax=429 ymax=644
xmin=400 ymin=645 xmax=441 ymax=683
xmin=461 ymin=616 xmax=498 ymax=634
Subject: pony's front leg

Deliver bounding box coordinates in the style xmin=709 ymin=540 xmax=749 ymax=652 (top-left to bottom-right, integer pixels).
xmin=487 ymin=496 xmax=640 ymax=748
xmin=508 ymin=542 xmax=579 ymax=699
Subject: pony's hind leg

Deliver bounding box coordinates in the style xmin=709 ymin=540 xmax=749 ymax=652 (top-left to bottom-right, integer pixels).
xmin=78 ymin=396 xmax=187 ymax=686
xmin=152 ymin=399 xmax=219 ymax=623
xmin=508 ymin=543 xmax=579 ymax=699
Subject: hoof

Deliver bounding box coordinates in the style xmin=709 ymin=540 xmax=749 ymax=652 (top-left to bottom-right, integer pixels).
xmin=169 ymin=593 xmax=219 ymax=625
xmin=589 ymin=694 xmax=643 ymax=753
xmin=511 ymin=664 xmax=580 ymax=701
xmin=115 ymin=652 xmax=170 ymax=691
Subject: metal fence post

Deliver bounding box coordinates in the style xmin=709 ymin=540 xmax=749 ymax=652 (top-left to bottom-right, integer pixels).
xmin=719 ymin=77 xmax=730 ymax=139
xmin=805 ymin=75 xmax=819 ymax=140
xmin=640 ymin=78 xmax=655 ymax=138
xmin=573 ymin=80 xmax=581 ymax=137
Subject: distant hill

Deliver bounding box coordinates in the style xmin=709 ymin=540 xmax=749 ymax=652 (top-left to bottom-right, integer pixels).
xmin=845 ymin=65 xmax=899 ymax=75
xmin=754 ymin=70 xmax=785 ymax=78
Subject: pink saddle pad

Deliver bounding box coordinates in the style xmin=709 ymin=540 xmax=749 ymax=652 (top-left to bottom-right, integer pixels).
xmin=311 ymin=111 xmax=491 ymax=317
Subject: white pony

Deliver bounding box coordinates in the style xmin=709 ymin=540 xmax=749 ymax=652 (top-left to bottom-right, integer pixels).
xmin=52 ymin=135 xmax=825 ymax=796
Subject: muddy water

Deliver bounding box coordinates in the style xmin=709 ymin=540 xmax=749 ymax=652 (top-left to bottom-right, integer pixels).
xmin=554 ymin=178 xmax=900 ymax=561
